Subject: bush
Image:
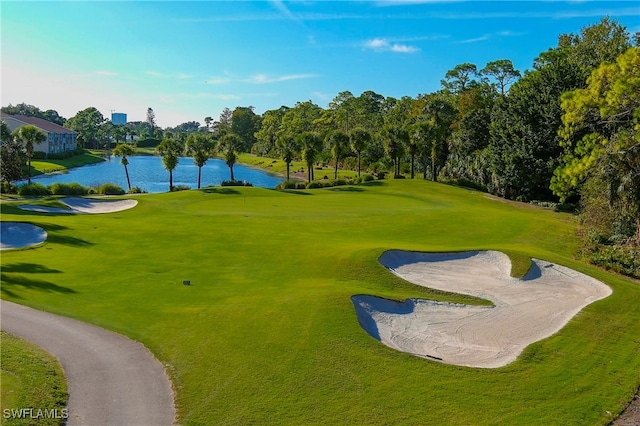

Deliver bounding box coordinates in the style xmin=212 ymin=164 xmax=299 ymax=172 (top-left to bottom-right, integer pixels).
xmin=221 ymin=180 xmax=253 ymax=187
xmin=136 ymin=138 xmax=160 ymax=148
xmin=17 ymin=183 xmax=50 ymax=196
xmin=31 ymin=151 xmax=47 ymax=160
xmin=97 ymin=183 xmax=125 ymax=195
xmin=306 ymin=181 xmax=324 ymax=189
xmin=1 ymin=181 xmax=17 ymax=194
xmin=49 ymin=182 xmax=88 ymax=196
xmin=172 ymin=185 xmax=190 ymax=192
xmin=128 ymin=186 xmax=147 ymax=194
xmin=588 ymin=245 xmax=640 ymax=278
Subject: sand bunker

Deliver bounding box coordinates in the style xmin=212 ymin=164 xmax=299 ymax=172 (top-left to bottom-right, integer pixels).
xmin=352 ymin=250 xmax=611 ymax=368
xmin=0 ymin=222 xmax=47 ymax=250
xmin=19 ymin=197 xmax=138 ymax=214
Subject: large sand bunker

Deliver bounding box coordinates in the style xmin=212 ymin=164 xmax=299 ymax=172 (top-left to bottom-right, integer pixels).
xmin=19 ymin=197 xmax=138 ymax=214
xmin=0 ymin=222 xmax=47 ymax=250
xmin=352 ymin=250 xmax=611 ymax=368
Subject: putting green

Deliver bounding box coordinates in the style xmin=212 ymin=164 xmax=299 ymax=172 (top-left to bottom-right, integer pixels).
xmin=1 ymin=180 xmax=638 ymax=425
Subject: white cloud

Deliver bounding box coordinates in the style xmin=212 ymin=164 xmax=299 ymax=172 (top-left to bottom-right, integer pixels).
xmin=363 ymin=38 xmax=419 ymax=53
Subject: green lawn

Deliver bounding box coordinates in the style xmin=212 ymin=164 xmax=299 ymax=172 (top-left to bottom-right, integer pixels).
xmin=0 ymin=332 xmax=68 ymax=426
xmin=30 ymin=153 xmax=105 ymax=176
xmin=1 ymin=180 xmax=638 ymax=425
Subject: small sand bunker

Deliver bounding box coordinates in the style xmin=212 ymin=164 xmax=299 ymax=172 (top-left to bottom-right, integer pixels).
xmin=19 ymin=197 xmax=138 ymax=214
xmin=0 ymin=222 xmax=47 ymax=250
xmin=352 ymin=250 xmax=611 ymax=368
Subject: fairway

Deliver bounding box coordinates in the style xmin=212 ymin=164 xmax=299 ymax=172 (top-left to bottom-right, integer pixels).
xmin=1 ymin=180 xmax=639 ymax=425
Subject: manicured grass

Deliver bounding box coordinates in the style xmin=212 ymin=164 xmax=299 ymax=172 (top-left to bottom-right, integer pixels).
xmin=0 ymin=332 xmax=68 ymax=426
xmin=30 ymin=153 xmax=105 ymax=176
xmin=1 ymin=180 xmax=639 ymax=425
xmin=238 ymin=153 xmax=359 ymax=180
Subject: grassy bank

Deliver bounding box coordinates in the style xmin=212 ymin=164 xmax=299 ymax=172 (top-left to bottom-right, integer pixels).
xmin=1 ymin=180 xmax=638 ymax=425
xmin=0 ymin=332 xmax=68 ymax=426
xmin=30 ymin=152 xmax=105 ymax=176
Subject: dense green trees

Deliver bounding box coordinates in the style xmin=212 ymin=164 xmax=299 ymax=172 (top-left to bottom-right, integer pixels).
xmin=66 ymin=107 xmax=106 ymax=149
xmin=1 ymin=121 xmax=26 ymax=186
xmin=553 ymin=47 xmax=640 ymax=249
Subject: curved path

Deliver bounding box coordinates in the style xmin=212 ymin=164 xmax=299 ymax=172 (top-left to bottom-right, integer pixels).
xmin=1 ymin=300 xmax=175 ymax=425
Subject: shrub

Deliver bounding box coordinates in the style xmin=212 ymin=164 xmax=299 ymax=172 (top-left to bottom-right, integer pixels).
xmin=221 ymin=180 xmax=253 ymax=187
xmin=17 ymin=183 xmax=50 ymax=196
xmin=97 ymin=183 xmax=125 ymax=195
xmin=306 ymin=181 xmax=323 ymax=189
xmin=334 ymin=178 xmax=348 ymax=186
xmin=49 ymin=182 xmax=88 ymax=196
xmin=393 ymin=174 xmax=406 ymax=179
xmin=0 ymin=181 xmax=17 ymax=194
xmin=172 ymin=185 xmax=190 ymax=192
xmin=31 ymin=151 xmax=47 ymax=160
xmin=588 ymin=245 xmax=640 ymax=278
xmin=128 ymin=186 xmax=147 ymax=194
xmin=361 ymin=174 xmax=374 ymax=183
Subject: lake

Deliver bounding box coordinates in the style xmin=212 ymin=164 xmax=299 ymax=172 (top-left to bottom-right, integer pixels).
xmin=24 ymin=156 xmax=284 ymax=193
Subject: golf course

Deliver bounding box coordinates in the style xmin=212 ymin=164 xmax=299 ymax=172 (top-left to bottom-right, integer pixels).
xmin=1 ymin=179 xmax=639 ymax=425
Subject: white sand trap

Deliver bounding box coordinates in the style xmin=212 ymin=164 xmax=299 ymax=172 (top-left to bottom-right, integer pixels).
xmin=19 ymin=197 xmax=138 ymax=214
xmin=0 ymin=222 xmax=47 ymax=250
xmin=352 ymin=250 xmax=612 ymax=368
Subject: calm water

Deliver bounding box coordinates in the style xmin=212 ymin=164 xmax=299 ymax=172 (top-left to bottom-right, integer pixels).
xmin=23 ymin=156 xmax=284 ymax=193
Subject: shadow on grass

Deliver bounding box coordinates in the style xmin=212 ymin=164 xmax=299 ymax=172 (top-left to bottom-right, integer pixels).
xmin=202 ymin=187 xmax=241 ymax=195
xmin=329 ymin=187 xmax=366 ymax=192
xmin=1 ymin=263 xmax=62 ymax=274
xmin=360 ymin=180 xmax=386 ymax=187
xmin=280 ymin=189 xmax=313 ymax=196
xmin=1 ymin=273 xmax=77 ymax=298
xmin=46 ymin=234 xmax=93 ymax=247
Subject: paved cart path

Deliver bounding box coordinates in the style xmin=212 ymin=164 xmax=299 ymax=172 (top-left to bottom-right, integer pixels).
xmin=1 ymin=300 xmax=175 ymax=426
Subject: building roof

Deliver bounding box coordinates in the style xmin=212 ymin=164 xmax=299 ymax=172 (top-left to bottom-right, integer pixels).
xmin=0 ymin=113 xmax=77 ymax=134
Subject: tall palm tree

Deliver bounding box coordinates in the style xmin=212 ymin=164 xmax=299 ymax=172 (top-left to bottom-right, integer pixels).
xmin=218 ymin=133 xmax=242 ymax=181
xmin=349 ymin=128 xmax=371 ymax=178
xmin=326 ymin=131 xmax=349 ymax=180
xmin=13 ymin=125 xmax=46 ymax=184
xmin=298 ymin=132 xmax=323 ymax=183
xmin=185 ymin=134 xmax=213 ymax=189
xmin=112 ymin=143 xmax=136 ymax=191
xmin=276 ymin=136 xmax=298 ymax=181
xmin=157 ymin=138 xmax=183 ymax=191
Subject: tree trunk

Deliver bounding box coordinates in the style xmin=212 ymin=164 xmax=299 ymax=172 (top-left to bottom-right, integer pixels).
xmin=357 ymin=152 xmax=361 ymax=177
xmin=197 ymin=167 xmax=202 ymax=189
xmin=410 ymin=154 xmax=415 ymax=179
xmin=307 ymin=162 xmax=312 ymax=183
xmin=230 ymin=165 xmax=235 ymax=182
xmin=431 ymin=155 xmax=437 ymax=182
xmin=169 ymin=171 xmax=173 ymax=192
xmin=286 ymin=162 xmax=290 ymax=181
xmin=334 ymin=161 xmax=338 ymax=180
xmin=124 ymin=165 xmax=131 ymax=190
xmin=27 ymin=158 xmax=32 ymax=185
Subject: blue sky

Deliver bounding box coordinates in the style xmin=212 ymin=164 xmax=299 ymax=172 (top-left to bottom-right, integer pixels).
xmin=2 ymin=1 xmax=639 ymax=128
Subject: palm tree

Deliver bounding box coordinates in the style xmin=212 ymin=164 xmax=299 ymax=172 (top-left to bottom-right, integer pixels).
xmin=349 ymin=128 xmax=371 ymax=178
xmin=112 ymin=143 xmax=136 ymax=191
xmin=185 ymin=134 xmax=213 ymax=189
xmin=218 ymin=133 xmax=242 ymax=181
xmin=13 ymin=125 xmax=46 ymax=184
xmin=298 ymin=132 xmax=323 ymax=183
xmin=326 ymin=131 xmax=349 ymax=180
xmin=276 ymin=136 xmax=298 ymax=181
xmin=381 ymin=125 xmax=408 ymax=177
xmin=157 ymin=138 xmax=183 ymax=191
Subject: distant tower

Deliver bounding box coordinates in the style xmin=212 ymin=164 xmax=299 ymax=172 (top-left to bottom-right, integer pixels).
xmin=111 ymin=112 xmax=127 ymax=125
